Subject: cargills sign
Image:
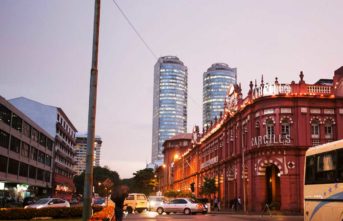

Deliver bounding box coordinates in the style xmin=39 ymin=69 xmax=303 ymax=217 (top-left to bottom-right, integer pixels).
xmin=251 ymin=134 xmax=291 ymax=147
xmin=200 ymin=156 xmax=218 ymax=170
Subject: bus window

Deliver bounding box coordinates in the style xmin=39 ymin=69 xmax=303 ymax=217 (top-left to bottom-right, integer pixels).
xmin=305 ymin=156 xmax=316 ymax=184
xmin=316 ymin=151 xmax=336 ymax=183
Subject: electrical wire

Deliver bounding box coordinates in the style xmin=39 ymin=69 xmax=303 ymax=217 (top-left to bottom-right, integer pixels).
xmin=111 ymin=0 xmax=158 ymax=60
xmin=111 ymin=0 xmax=202 ymax=110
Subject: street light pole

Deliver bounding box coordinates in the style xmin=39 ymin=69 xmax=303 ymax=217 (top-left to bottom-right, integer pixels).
xmin=82 ymin=1 xmax=101 ymax=220
xmin=242 ymin=126 xmax=247 ymax=213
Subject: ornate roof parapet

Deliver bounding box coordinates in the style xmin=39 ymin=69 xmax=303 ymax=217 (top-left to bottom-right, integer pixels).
xmin=248 ymin=81 xmax=254 ymax=99
xmin=197 ymin=68 xmax=339 ymax=145
xmin=192 ymin=125 xmax=201 ymax=145
xmin=299 ymin=71 xmax=305 ymax=84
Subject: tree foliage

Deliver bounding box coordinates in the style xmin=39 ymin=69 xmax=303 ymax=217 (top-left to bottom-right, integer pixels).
xmin=164 ymin=190 xmax=193 ymax=198
xmin=73 ymin=166 xmax=120 ymax=197
xmin=122 ymin=168 xmax=157 ymax=195
xmin=200 ymin=177 xmax=217 ymax=198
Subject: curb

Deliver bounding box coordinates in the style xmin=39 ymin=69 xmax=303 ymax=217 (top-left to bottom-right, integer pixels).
xmin=208 ymin=211 xmax=303 ymax=217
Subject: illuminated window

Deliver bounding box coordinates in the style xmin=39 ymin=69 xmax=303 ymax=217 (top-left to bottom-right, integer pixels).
xmin=266 ymin=119 xmax=274 ymax=137
xmin=324 ymin=120 xmax=333 ymax=139
xmin=255 ymin=121 xmax=260 ymax=136
xmin=281 ymin=119 xmax=290 ymax=137
xmin=311 ymin=119 xmax=320 ymax=139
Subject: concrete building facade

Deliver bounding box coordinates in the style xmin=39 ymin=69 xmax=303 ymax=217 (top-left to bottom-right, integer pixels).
xmin=74 ymin=133 xmax=102 ymax=175
xmin=9 ymin=97 xmax=77 ymax=200
xmin=0 ymin=96 xmax=54 ymax=200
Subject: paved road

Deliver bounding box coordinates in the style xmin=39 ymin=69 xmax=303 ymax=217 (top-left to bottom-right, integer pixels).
xmin=123 ymin=211 xmax=303 ymax=221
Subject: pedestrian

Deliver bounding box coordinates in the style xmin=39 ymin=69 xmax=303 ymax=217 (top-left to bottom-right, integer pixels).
xmin=237 ymin=196 xmax=242 ymax=210
xmin=111 ymin=185 xmax=129 ymax=221
xmin=213 ymin=196 xmax=219 ymax=211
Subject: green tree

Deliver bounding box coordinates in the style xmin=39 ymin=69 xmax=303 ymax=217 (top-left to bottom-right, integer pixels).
xmin=123 ymin=168 xmax=156 ymax=195
xmin=73 ymin=166 xmax=120 ymax=196
xmin=164 ymin=190 xmax=178 ymax=198
xmin=200 ymin=177 xmax=217 ymax=199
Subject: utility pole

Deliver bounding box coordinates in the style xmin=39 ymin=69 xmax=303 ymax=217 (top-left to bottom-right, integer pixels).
xmin=82 ymin=1 xmax=101 ymax=221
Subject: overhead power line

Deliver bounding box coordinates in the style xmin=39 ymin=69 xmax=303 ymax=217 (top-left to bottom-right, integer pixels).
xmin=111 ymin=0 xmax=158 ymax=60
xmin=111 ymin=0 xmax=202 ymax=110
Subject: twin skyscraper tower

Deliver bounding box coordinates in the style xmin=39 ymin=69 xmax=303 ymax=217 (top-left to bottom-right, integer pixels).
xmin=151 ymin=56 xmax=237 ymax=166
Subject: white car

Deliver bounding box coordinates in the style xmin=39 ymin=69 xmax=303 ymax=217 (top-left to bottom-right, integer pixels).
xmin=24 ymin=198 xmax=70 ymax=209
xmin=156 ymin=198 xmax=204 ymax=215
xmin=148 ymin=196 xmax=166 ymax=211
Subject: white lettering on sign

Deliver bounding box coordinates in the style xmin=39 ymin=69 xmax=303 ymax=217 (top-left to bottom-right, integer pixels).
xmin=200 ymin=156 xmax=218 ymax=170
xmin=324 ymin=109 xmax=334 ymax=114
xmin=310 ymin=108 xmax=321 ymax=114
xmin=301 ymin=107 xmax=308 ymax=113
xmin=251 ymin=134 xmax=291 ymax=147
xmin=264 ymin=109 xmax=274 ymax=115
xmin=280 ymin=108 xmax=292 ymax=114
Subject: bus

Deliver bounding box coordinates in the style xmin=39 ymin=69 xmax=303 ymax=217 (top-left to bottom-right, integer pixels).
xmin=304 ymin=139 xmax=343 ymax=221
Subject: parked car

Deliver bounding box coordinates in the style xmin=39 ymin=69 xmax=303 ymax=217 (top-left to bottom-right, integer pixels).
xmin=93 ymin=197 xmax=106 ymax=207
xmin=156 ymin=198 xmax=204 ymax=215
xmin=124 ymin=193 xmax=148 ymax=213
xmin=148 ymin=196 xmax=166 ymax=212
xmin=24 ymin=198 xmax=70 ymax=209
xmin=70 ymin=197 xmax=79 ymax=205
xmin=194 ymin=198 xmax=209 ymax=214
xmin=23 ymin=197 xmax=36 ymax=207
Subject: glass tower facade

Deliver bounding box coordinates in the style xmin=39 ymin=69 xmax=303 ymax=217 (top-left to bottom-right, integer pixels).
xmin=152 ymin=56 xmax=188 ymax=164
xmin=203 ymin=63 xmax=237 ymax=127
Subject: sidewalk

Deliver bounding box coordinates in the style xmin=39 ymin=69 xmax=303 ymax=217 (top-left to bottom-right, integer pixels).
xmin=208 ymin=208 xmax=303 ymax=217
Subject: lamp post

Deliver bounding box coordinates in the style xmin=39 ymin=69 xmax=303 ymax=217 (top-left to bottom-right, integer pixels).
xmin=242 ymin=126 xmax=247 ymax=213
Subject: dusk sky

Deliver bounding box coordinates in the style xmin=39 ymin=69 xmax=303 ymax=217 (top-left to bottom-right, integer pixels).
xmin=1 ymin=0 xmax=343 ymax=179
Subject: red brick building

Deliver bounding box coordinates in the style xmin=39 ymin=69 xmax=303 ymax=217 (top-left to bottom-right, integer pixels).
xmin=161 ymin=67 xmax=343 ymax=213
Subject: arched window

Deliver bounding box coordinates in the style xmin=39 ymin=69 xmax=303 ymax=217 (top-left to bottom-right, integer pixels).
xmin=324 ymin=120 xmax=333 ymax=139
xmin=255 ymin=121 xmax=260 ymax=136
xmin=281 ymin=119 xmax=290 ymax=138
xmin=266 ymin=119 xmax=275 ymax=137
xmin=311 ymin=119 xmax=320 ymax=139
xmin=242 ymin=125 xmax=248 ymax=147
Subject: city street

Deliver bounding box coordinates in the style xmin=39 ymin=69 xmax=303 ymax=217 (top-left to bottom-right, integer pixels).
xmin=123 ymin=212 xmax=303 ymax=221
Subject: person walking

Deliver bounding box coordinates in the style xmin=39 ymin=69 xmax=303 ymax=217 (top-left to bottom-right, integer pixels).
xmin=237 ymin=196 xmax=242 ymax=211
xmin=111 ymin=185 xmax=129 ymax=221
xmin=213 ymin=196 xmax=219 ymax=211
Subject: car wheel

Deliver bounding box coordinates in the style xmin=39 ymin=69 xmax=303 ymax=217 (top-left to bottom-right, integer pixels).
xmin=157 ymin=207 xmax=164 ymax=215
xmin=136 ymin=209 xmax=143 ymax=213
xmin=127 ymin=207 xmax=133 ymax=214
xmin=184 ymin=208 xmax=191 ymax=215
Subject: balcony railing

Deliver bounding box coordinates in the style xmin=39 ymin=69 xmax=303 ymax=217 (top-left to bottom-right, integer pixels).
xmin=307 ymin=85 xmax=331 ymax=94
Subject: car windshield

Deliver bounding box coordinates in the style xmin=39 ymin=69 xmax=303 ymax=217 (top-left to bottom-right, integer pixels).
xmin=189 ymin=198 xmax=196 ymax=203
xmin=94 ymin=198 xmax=105 ymax=204
xmin=35 ymin=198 xmax=50 ymax=204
